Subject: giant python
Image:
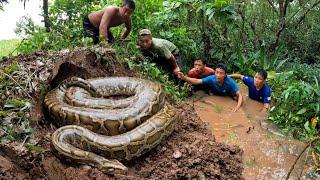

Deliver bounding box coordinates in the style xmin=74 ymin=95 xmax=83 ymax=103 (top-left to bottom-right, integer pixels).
xmin=44 ymin=77 xmax=179 ymax=174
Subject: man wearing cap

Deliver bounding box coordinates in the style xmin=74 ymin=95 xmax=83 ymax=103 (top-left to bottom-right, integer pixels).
xmin=137 ymin=29 xmax=183 ymax=84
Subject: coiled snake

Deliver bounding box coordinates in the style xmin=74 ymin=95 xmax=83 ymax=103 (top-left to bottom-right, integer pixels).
xmin=44 ymin=77 xmax=179 ymax=174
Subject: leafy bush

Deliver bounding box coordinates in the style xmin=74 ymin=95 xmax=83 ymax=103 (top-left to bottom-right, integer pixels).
xmin=229 ymin=44 xmax=288 ymax=75
xmin=0 ymin=62 xmax=34 ymax=143
xmin=15 ymin=0 xmax=97 ymax=53
xmin=268 ymin=63 xmax=320 ymax=139
xmin=0 ymin=39 xmax=21 ymax=60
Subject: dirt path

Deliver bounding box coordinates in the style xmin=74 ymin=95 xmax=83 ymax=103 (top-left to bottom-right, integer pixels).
xmin=191 ymin=85 xmax=309 ymax=179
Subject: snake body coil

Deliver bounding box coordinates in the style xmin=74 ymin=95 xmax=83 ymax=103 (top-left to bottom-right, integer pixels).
xmin=44 ymin=77 xmax=178 ymax=173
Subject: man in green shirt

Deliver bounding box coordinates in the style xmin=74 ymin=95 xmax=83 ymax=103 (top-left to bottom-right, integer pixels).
xmin=137 ymin=29 xmax=183 ymax=84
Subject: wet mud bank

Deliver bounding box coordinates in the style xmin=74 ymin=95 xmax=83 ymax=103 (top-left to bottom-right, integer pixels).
xmin=192 ymin=88 xmax=318 ymax=179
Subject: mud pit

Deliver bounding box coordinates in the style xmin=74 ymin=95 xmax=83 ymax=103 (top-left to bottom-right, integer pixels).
xmin=191 ymin=88 xmax=317 ymax=179
xmin=0 ymin=46 xmax=243 ymax=179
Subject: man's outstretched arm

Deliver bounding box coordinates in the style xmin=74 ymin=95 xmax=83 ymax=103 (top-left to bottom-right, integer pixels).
xmin=169 ymin=55 xmax=181 ymax=75
xmin=178 ymin=72 xmax=202 ymax=85
xmin=230 ymin=73 xmax=244 ymax=80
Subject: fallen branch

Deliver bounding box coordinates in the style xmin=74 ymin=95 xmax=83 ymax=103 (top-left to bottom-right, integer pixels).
xmin=285 ymin=137 xmax=320 ymax=180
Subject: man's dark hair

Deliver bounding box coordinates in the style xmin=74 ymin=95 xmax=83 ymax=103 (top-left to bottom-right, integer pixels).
xmin=256 ymin=69 xmax=268 ymax=80
xmin=216 ymin=63 xmax=227 ymax=73
xmin=195 ymin=55 xmax=208 ymax=65
xmin=122 ymin=0 xmax=135 ymax=10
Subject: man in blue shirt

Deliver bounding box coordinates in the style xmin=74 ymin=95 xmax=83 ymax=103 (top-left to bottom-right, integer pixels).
xmin=230 ymin=69 xmax=271 ymax=112
xmin=178 ymin=63 xmax=243 ymax=112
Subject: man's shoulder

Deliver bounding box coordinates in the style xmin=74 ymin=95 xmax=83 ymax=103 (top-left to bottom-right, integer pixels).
xmin=243 ymin=75 xmax=254 ymax=84
xmin=226 ymin=76 xmax=236 ymax=82
xmin=104 ymin=6 xmax=119 ymax=14
xmin=225 ymin=76 xmax=238 ymax=86
xmin=243 ymin=75 xmax=253 ymax=81
xmin=203 ymin=74 xmax=215 ymax=81
xmin=105 ymin=5 xmax=119 ymax=10
xmin=152 ymin=38 xmax=168 ymax=49
xmin=188 ymin=68 xmax=197 ymax=77
xmin=263 ymin=84 xmax=271 ymax=93
xmin=153 ymin=38 xmax=165 ymax=44
xmin=204 ymin=67 xmax=215 ymax=73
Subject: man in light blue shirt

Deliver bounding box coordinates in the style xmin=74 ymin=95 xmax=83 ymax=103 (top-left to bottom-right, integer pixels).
xmin=178 ymin=63 xmax=243 ymax=112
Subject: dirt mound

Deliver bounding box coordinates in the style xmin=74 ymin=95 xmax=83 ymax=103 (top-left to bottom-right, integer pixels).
xmin=0 ymin=45 xmax=243 ymax=179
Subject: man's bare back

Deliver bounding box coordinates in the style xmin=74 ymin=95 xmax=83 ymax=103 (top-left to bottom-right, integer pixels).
xmin=88 ymin=6 xmax=127 ymax=29
xmin=83 ymin=0 xmax=135 ymax=43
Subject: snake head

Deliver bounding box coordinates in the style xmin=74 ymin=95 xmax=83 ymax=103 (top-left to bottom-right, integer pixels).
xmin=99 ymin=159 xmax=128 ymax=174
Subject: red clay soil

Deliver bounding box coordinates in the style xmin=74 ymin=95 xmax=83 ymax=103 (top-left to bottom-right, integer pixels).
xmin=0 ymin=46 xmax=244 ymax=179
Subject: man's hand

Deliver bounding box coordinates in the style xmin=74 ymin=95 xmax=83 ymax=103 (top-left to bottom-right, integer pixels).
xmin=177 ymin=71 xmax=184 ymax=79
xmin=261 ymin=104 xmax=270 ymax=113
xmin=173 ymin=67 xmax=181 ymax=75
xmin=232 ymin=106 xmax=239 ymax=112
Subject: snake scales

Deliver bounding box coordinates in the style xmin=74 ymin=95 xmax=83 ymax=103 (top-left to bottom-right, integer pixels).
xmin=44 ymin=77 xmax=179 ymax=173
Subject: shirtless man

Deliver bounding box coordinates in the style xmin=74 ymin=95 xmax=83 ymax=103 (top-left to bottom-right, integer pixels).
xmin=83 ymin=0 xmax=135 ymax=44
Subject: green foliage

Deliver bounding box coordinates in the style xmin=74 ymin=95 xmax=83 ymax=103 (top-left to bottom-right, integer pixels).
xmin=0 ymin=39 xmax=21 ymax=60
xmin=143 ymin=0 xmax=238 ymax=69
xmin=0 ymin=62 xmax=34 ymax=143
xmin=7 ymin=0 xmax=320 ymax=141
xmin=0 ymin=109 xmax=34 ymax=143
xmin=25 ymin=143 xmax=47 ymax=154
xmin=15 ymin=0 xmax=97 ymax=53
xmin=2 ymin=61 xmax=20 ymax=74
xmin=215 ymin=105 xmax=223 ymax=113
xmin=229 ymin=44 xmax=288 ymax=75
xmin=268 ymin=63 xmax=320 ymax=139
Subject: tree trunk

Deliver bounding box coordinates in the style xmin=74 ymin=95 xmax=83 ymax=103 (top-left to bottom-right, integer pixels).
xmin=200 ymin=0 xmax=210 ymax=59
xmin=270 ymin=0 xmax=290 ymax=51
xmin=43 ymin=0 xmax=50 ymax=32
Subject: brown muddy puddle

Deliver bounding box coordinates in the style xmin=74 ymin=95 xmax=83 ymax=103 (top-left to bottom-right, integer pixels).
xmin=190 ymin=84 xmax=316 ymax=179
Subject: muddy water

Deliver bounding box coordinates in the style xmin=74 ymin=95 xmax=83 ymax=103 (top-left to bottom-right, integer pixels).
xmin=190 ymin=84 xmax=309 ymax=180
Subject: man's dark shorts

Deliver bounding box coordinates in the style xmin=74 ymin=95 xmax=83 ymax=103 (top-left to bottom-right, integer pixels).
xmin=83 ymin=15 xmax=114 ymax=44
